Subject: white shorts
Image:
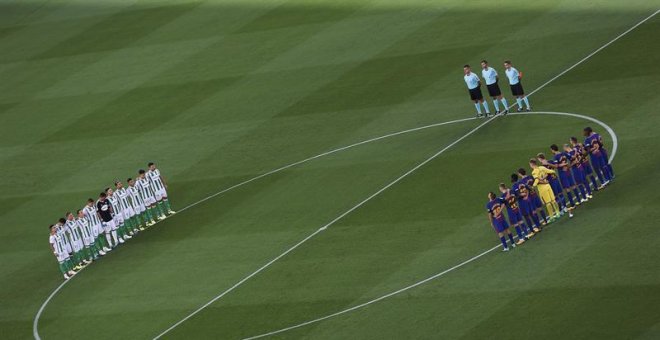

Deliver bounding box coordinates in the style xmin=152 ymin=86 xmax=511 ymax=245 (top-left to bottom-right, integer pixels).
xmin=113 ymin=213 xmax=124 ymax=225
xmin=65 ymin=243 xmax=72 ymax=253
xmin=57 ymin=252 xmax=69 ymax=262
xmin=83 ymin=237 xmax=94 ymax=246
xmin=93 ymin=223 xmax=103 ymax=237
xmin=92 ymin=224 xmax=103 ymax=238
xmin=72 ymin=240 xmax=82 ymax=252
xmin=102 ymin=220 xmax=115 ymax=232
xmin=124 ymin=207 xmax=135 ymax=219
xmin=135 ymin=203 xmax=146 ymax=213
xmin=154 ymin=188 xmax=167 ymax=201
xmin=144 ymin=196 xmax=156 ymax=206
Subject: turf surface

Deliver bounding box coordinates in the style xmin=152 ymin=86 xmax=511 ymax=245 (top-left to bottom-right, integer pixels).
xmin=1 ymin=0 xmax=659 ymax=339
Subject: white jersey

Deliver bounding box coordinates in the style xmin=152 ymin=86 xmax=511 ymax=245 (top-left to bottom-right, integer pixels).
xmin=147 ymin=169 xmax=165 ymax=191
xmin=108 ymin=194 xmax=122 ymax=214
xmin=57 ymin=224 xmax=73 ymax=253
xmin=50 ymin=233 xmax=65 ymax=255
xmin=83 ymin=205 xmax=101 ymax=226
xmin=137 ymin=177 xmax=154 ymax=200
xmin=481 ymin=67 xmax=498 ymax=85
xmin=505 ymin=67 xmax=520 ymax=85
xmin=65 ymin=220 xmax=82 ymax=243
xmin=76 ymin=217 xmax=93 ymax=240
xmin=115 ymin=188 xmax=132 ymax=211
xmin=128 ymin=186 xmax=144 ymax=208
xmin=463 ymin=72 xmax=480 ymax=89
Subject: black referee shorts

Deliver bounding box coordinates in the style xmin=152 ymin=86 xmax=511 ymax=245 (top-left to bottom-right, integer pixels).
xmin=510 ymin=82 xmax=525 ymax=96
xmin=486 ymin=82 xmax=501 ymax=97
xmin=468 ymin=87 xmax=483 ymax=101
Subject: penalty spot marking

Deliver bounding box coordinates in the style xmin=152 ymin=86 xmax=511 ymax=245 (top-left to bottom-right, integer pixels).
xmin=242 ymin=111 xmax=619 ymax=339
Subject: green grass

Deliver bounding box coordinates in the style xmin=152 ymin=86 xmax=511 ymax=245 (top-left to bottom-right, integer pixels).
xmin=1 ymin=0 xmax=659 ymax=339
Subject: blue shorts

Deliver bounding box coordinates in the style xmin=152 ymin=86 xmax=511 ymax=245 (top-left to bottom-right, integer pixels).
xmin=507 ymin=209 xmax=523 ymax=225
xmin=571 ymin=167 xmax=586 ymax=184
xmin=583 ymin=162 xmax=593 ymax=175
xmin=492 ymin=218 xmax=509 ymax=233
xmin=590 ymin=153 xmax=604 ymax=170
xmin=549 ymin=177 xmax=563 ymax=194
xmin=559 ymin=170 xmax=575 ymax=188
xmin=531 ymin=193 xmax=543 ymax=209
xmin=600 ymin=148 xmax=609 ymax=165
xmin=519 ymin=198 xmax=533 ymax=215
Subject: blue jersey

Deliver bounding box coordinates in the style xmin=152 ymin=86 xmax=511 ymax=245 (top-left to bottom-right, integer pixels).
xmin=565 ymin=150 xmax=578 ymax=168
xmin=512 ymin=179 xmax=535 ymax=214
xmin=500 ymin=189 xmax=521 ymax=213
xmin=520 ymin=175 xmax=537 ymax=192
xmin=584 ymin=133 xmax=604 ymax=155
xmin=553 ymin=152 xmax=571 ymax=172
xmin=486 ymin=198 xmax=506 ymax=222
xmin=573 ymin=144 xmax=589 ymax=166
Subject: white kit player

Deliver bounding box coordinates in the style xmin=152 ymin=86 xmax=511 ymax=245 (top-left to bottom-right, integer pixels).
xmin=137 ymin=169 xmax=164 ymax=222
xmin=77 ymin=209 xmax=104 ymax=259
xmin=115 ymin=181 xmax=138 ymax=235
xmin=106 ymin=188 xmax=129 ymax=242
xmin=49 ymin=225 xmax=76 ymax=280
xmin=128 ymin=178 xmax=149 ymax=229
xmin=65 ymin=213 xmax=91 ymax=265
xmin=147 ymin=162 xmax=175 ymax=215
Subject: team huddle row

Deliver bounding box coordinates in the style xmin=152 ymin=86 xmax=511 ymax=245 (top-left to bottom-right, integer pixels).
xmin=486 ymin=127 xmax=615 ymax=251
xmin=463 ymin=60 xmax=532 ymax=117
xmin=48 ymin=163 xmax=175 ymax=280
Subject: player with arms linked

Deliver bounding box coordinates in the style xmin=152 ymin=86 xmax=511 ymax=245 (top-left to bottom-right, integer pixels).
xmin=499 ymin=183 xmax=534 ymax=244
xmin=486 ymin=192 xmax=517 ymax=251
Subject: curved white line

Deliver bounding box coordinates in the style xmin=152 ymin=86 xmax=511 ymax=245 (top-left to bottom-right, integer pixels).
xmin=34 ymin=5 xmax=652 ymax=335
xmin=33 ymin=116 xmax=479 ymax=340
xmin=152 ymin=117 xmax=497 ymax=340
xmin=243 ymin=111 xmax=619 ymax=340
xmin=154 ymin=10 xmax=652 ymax=336
xmin=152 ymin=6 xmax=649 ymax=333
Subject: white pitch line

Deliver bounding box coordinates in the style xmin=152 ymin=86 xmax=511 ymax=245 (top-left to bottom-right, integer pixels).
xmin=175 ymin=116 xmax=478 ymax=214
xmin=154 ymin=8 xmax=652 ymax=337
xmin=242 ymin=110 xmax=619 ymax=339
xmin=152 ymin=116 xmax=499 ymax=339
xmin=522 ymin=9 xmax=660 ymax=99
xmin=34 ymin=7 xmax=652 ymax=339
xmin=32 ymin=116 xmax=479 ymax=340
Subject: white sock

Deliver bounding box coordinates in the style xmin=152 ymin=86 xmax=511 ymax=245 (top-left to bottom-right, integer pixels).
xmin=482 ymin=101 xmax=490 ymax=114
xmin=105 ymin=233 xmax=113 ymax=247
xmin=501 ymin=98 xmax=509 ymax=109
xmin=523 ymin=96 xmax=530 ymax=108
xmin=493 ymin=99 xmax=500 ymax=111
xmin=112 ymin=230 xmax=118 ymax=243
xmin=516 ymin=98 xmax=523 ymax=108
xmin=474 ymin=103 xmax=482 ymax=114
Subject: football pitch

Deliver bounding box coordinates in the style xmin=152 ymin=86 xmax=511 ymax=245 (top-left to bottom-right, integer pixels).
xmin=2 ymin=0 xmax=660 ymax=339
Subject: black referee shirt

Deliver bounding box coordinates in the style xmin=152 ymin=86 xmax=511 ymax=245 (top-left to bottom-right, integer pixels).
xmin=96 ymin=199 xmax=113 ymax=222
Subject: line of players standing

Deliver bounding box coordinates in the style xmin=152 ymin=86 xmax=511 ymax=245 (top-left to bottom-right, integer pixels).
xmin=48 ymin=163 xmax=175 ymax=280
xmin=486 ymin=127 xmax=615 ymax=251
